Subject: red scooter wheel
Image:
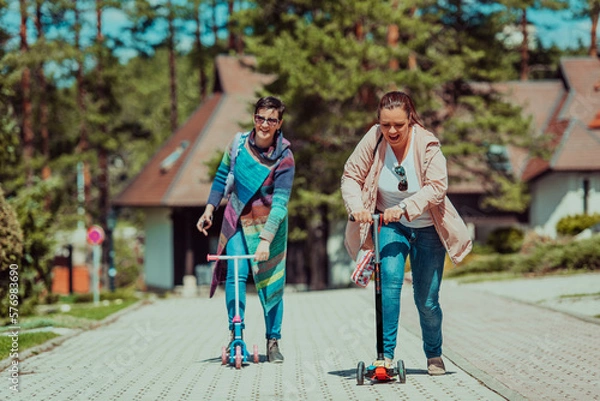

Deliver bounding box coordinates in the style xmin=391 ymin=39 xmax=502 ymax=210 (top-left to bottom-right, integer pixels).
xmin=235 ymin=346 xmax=242 ymax=369
xmin=253 ymin=344 xmax=259 ymax=363
xmin=221 ymin=346 xmax=228 ymax=365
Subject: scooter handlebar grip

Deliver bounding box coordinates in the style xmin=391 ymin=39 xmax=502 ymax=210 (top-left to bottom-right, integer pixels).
xmin=348 ymin=214 xmax=380 ymax=222
xmin=207 ymin=254 xmax=218 ymax=261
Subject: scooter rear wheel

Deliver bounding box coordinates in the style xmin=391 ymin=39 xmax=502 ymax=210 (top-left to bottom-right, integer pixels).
xmin=396 ymin=359 xmax=406 ymax=383
xmin=221 ymin=346 xmax=228 ymax=365
xmin=356 ymin=361 xmax=366 ymax=385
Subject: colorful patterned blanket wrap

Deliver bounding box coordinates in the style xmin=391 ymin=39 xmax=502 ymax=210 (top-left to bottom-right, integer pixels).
xmin=207 ymin=130 xmax=295 ymax=312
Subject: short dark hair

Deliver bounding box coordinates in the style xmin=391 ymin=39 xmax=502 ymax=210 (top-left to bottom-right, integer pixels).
xmin=377 ymin=91 xmax=423 ymax=127
xmin=254 ymin=96 xmax=286 ymax=120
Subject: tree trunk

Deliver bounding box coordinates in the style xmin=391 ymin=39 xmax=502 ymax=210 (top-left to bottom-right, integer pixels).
xmin=387 ymin=24 xmax=399 ymax=70
xmin=307 ymin=205 xmax=329 ymax=290
xmin=227 ymin=0 xmax=235 ymax=51
xmin=97 ymin=0 xmax=110 ymax=289
xmin=212 ymin=0 xmax=218 ymax=44
xmin=20 ymin=0 xmax=33 ymax=186
xmin=590 ymin=5 xmax=599 ymax=58
xmin=520 ymin=9 xmax=529 ymax=81
xmin=35 ymin=1 xmax=50 ymax=182
xmin=168 ymin=0 xmax=178 ymax=133
xmin=194 ymin=3 xmax=207 ymax=101
xmin=74 ymin=1 xmax=90 ymax=218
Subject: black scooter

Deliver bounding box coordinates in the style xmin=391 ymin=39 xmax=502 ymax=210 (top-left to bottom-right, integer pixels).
xmin=352 ymin=213 xmax=406 ymax=385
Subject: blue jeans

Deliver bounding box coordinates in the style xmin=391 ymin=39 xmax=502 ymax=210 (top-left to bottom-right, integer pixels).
xmin=378 ymin=222 xmax=446 ymax=360
xmin=225 ymin=226 xmax=283 ymax=340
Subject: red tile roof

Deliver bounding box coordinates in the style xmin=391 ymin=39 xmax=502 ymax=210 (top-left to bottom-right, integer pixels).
xmin=501 ymin=57 xmax=600 ymax=182
xmin=551 ymin=120 xmax=600 ymax=170
xmin=113 ymin=55 xmax=275 ymax=207
xmin=493 ymin=80 xmax=565 ymax=133
xmin=559 ymin=57 xmax=600 ymax=126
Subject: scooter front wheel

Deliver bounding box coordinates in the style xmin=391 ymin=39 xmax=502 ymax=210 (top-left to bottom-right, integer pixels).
xmin=253 ymin=344 xmax=259 ymax=363
xmin=235 ymin=346 xmax=242 ymax=369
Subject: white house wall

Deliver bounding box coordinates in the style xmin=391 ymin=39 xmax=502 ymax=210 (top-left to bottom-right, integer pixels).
xmin=590 ymin=175 xmax=600 ymax=215
xmin=530 ymin=172 xmax=599 ymax=237
xmin=144 ymin=208 xmax=174 ymax=289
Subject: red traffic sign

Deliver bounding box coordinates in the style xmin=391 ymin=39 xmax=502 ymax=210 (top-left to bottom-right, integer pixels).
xmin=87 ymin=225 xmax=105 ymax=245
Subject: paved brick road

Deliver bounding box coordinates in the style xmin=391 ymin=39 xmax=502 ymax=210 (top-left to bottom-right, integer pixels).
xmin=1 ymin=276 xmax=598 ymax=401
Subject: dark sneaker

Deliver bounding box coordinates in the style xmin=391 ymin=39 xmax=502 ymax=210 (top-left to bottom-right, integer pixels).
xmin=267 ymin=339 xmax=284 ymax=363
xmin=427 ymin=357 xmax=446 ymax=376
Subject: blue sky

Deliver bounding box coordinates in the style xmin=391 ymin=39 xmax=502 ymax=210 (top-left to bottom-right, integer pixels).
xmin=1 ymin=2 xmax=595 ymax=60
xmin=0 ymin=1 xmax=231 ymax=62
xmin=528 ymin=8 xmax=592 ymax=49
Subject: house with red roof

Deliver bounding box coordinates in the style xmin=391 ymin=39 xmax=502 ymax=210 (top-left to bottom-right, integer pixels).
xmin=465 ymin=57 xmax=600 ymax=238
xmin=507 ymin=57 xmax=600 ymax=237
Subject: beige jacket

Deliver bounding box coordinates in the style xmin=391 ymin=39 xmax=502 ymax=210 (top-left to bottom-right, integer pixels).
xmin=341 ymin=124 xmax=472 ymax=265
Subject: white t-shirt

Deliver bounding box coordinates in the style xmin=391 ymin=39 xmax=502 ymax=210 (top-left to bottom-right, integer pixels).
xmin=376 ymin=127 xmax=433 ymax=228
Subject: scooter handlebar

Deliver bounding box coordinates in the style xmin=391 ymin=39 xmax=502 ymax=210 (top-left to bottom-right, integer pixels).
xmin=207 ymin=254 xmax=257 ymax=261
xmin=349 ymin=213 xmax=380 ymax=222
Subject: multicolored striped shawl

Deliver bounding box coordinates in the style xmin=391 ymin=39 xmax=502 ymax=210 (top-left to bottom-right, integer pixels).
xmin=207 ymin=130 xmax=295 ymax=312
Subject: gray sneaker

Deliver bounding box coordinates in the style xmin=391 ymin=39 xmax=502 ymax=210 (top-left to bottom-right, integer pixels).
xmin=427 ymin=357 xmax=446 ymax=376
xmin=267 ymin=339 xmax=284 ymax=363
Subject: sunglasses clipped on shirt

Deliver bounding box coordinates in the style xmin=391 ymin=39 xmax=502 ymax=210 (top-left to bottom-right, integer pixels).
xmin=254 ymin=114 xmax=280 ymax=127
xmin=394 ymin=163 xmax=408 ymax=191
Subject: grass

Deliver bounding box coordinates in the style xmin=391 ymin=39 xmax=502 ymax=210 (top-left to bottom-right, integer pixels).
xmin=558 ymin=292 xmax=600 ymax=299
xmin=0 ymin=331 xmax=60 ymax=361
xmin=57 ymin=299 xmax=138 ymax=321
xmin=444 ymin=271 xmax=525 ymax=284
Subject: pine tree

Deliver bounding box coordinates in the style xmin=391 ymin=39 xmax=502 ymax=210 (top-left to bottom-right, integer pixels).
xmin=572 ymin=0 xmax=600 ymax=57
xmin=481 ymin=0 xmax=569 ymax=80
xmin=236 ymin=0 xmax=536 ymax=287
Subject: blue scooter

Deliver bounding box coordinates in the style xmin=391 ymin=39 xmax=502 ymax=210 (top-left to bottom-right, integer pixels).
xmin=207 ymin=253 xmax=259 ymax=369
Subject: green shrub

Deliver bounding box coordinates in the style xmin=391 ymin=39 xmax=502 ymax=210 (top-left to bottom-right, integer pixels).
xmin=450 ymin=235 xmax=600 ymax=277
xmin=558 ymin=237 xmax=600 ymax=271
xmin=8 ymin=179 xmax=60 ymax=317
xmin=486 ymin=226 xmax=525 ymax=254
xmin=0 ymin=186 xmax=24 ymax=325
xmin=556 ymin=213 xmax=600 ymax=236
xmin=447 ymin=254 xmax=518 ymax=277
xmin=113 ymin=233 xmax=143 ymax=288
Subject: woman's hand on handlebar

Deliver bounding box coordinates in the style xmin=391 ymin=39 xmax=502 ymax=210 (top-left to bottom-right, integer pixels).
xmin=383 ymin=205 xmax=404 ymax=224
xmin=350 ymin=210 xmax=373 ymax=224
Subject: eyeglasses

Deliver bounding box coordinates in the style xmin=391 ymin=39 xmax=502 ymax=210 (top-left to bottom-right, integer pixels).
xmin=254 ymin=114 xmax=279 ymax=127
xmin=394 ymin=164 xmax=408 ymax=191
xmin=380 ymin=123 xmax=406 ymax=132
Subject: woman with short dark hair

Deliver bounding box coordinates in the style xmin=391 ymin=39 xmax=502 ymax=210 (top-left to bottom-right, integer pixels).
xmin=198 ymin=96 xmax=295 ymax=363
